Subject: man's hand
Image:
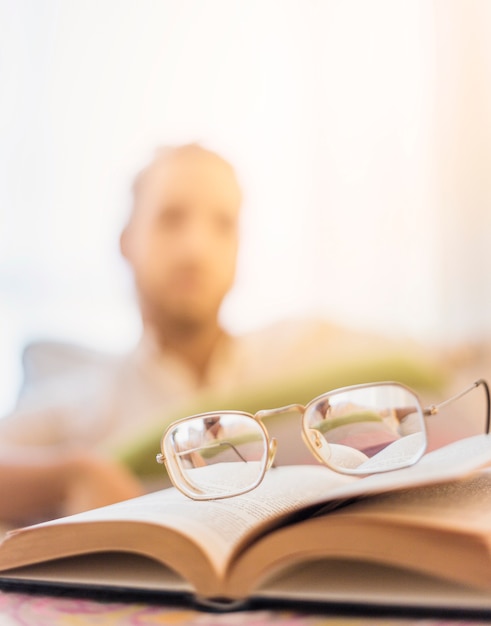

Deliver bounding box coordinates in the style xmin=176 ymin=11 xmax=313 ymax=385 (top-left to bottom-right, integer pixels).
xmin=0 ymin=446 xmax=144 ymax=526
xmin=63 ymin=451 xmax=145 ymax=516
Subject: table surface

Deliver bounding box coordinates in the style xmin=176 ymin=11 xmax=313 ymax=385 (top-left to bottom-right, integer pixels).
xmin=2 ymin=591 xmax=491 ymax=626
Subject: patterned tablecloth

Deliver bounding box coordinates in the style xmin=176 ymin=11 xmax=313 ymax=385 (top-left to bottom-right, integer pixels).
xmin=1 ymin=591 xmax=491 ymax=626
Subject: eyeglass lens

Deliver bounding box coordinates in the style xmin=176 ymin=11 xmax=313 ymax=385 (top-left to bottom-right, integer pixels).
xmin=164 ymin=413 xmax=269 ymax=499
xmin=303 ymin=384 xmax=427 ymax=474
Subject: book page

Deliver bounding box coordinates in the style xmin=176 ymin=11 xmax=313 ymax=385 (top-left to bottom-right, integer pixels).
xmin=227 ymin=470 xmax=491 ymax=597
xmin=2 ymin=551 xmax=194 ymax=593
xmin=344 ymin=467 xmax=491 ymax=531
xmin=255 ymin=559 xmax=491 ymax=612
xmin=1 ymin=465 xmax=356 ymax=580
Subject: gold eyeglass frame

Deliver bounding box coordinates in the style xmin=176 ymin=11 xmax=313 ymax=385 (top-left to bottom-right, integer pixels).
xmin=156 ymin=379 xmax=490 ymax=500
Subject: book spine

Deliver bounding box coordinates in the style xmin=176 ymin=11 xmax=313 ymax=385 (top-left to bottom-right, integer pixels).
xmin=193 ymin=595 xmax=248 ymax=612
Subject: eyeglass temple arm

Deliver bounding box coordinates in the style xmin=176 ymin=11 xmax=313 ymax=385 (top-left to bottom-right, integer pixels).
xmin=423 ymin=379 xmax=491 ymax=434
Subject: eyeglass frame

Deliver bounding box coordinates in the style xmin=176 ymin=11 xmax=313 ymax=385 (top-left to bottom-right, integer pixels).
xmin=156 ymin=378 xmax=490 ymax=500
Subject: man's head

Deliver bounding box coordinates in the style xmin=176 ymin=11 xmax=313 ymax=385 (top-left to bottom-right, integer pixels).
xmin=121 ymin=144 xmax=241 ymax=333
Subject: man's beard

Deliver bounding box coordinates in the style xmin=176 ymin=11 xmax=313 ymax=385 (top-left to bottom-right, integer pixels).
xmin=140 ymin=291 xmax=221 ymax=336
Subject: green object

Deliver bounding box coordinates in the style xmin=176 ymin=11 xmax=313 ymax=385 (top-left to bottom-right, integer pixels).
xmin=311 ymin=410 xmax=383 ymax=434
xmin=115 ymin=354 xmax=446 ymax=479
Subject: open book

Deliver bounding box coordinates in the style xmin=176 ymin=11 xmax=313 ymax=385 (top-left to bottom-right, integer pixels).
xmin=1 ymin=435 xmax=491 ymax=615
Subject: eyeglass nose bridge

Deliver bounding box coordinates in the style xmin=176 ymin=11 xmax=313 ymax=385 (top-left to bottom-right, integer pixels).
xmin=255 ymin=403 xmax=306 ymax=421
xmin=253 ymin=404 xmax=303 ymax=474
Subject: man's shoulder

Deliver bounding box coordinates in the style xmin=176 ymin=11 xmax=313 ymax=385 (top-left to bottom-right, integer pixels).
xmin=236 ymin=317 xmax=346 ymax=350
xmin=230 ymin=317 xmax=346 ymax=375
xmin=16 ymin=340 xmax=126 ymax=409
xmin=21 ymin=340 xmax=119 ymax=381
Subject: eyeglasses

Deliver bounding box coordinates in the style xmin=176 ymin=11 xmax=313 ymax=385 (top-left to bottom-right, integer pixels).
xmin=156 ymin=379 xmax=490 ymax=500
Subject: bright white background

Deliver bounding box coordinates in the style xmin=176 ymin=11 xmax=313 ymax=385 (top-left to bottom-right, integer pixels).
xmin=1 ymin=0 xmax=491 ymax=414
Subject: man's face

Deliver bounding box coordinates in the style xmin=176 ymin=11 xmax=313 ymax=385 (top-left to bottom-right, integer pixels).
xmin=122 ymin=152 xmax=241 ymax=328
